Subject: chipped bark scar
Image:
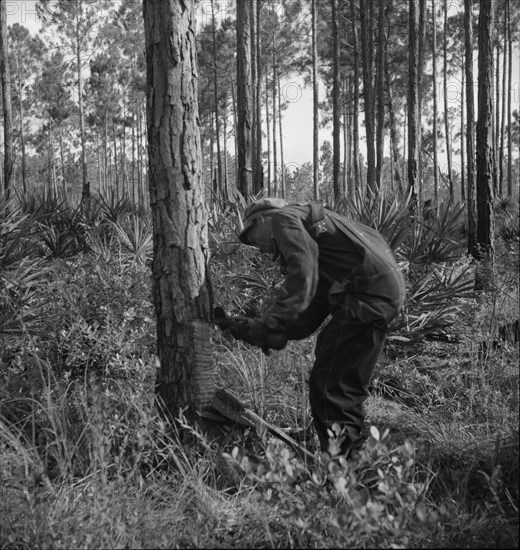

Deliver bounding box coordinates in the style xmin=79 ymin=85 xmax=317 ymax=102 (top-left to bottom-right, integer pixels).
xmin=191 ymin=320 xmax=214 ymax=410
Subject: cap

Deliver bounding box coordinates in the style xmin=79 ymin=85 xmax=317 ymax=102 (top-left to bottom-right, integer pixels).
xmin=238 ymin=197 xmax=287 ymax=244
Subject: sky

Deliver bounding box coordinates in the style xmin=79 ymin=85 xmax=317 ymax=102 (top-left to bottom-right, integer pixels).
xmin=6 ymin=0 xmax=520 ymax=170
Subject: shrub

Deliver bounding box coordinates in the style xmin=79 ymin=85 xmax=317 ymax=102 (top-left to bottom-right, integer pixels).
xmin=224 ymin=425 xmax=446 ymax=548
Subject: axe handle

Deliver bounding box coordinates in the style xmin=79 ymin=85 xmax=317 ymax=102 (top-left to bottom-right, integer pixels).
xmin=209 ymin=389 xmax=315 ymax=462
xmin=240 ymin=407 xmax=315 ymax=461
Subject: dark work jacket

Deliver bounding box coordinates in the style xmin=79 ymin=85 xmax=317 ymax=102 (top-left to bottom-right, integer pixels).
xmin=261 ymin=203 xmax=406 ymax=338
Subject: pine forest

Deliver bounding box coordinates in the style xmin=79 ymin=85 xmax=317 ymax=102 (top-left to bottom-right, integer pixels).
xmin=0 ymin=1 xmax=519 ymax=548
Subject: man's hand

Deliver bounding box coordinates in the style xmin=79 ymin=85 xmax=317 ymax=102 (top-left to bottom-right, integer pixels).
xmin=213 ymin=306 xmax=287 ymax=354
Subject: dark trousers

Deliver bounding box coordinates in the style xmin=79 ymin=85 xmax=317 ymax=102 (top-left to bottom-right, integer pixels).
xmin=308 ymin=317 xmax=387 ymax=456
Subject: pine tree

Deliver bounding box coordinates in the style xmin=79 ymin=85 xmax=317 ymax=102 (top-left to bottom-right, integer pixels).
xmin=143 ymin=0 xmax=213 ymax=414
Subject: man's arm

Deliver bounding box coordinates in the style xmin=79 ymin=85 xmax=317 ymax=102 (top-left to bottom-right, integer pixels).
xmin=262 ymin=210 xmax=320 ymax=330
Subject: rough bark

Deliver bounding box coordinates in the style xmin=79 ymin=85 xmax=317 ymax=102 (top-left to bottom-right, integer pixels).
xmin=143 ymin=0 xmax=213 ymax=415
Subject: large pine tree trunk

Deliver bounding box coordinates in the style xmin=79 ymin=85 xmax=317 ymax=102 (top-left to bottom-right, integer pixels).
xmin=144 ymin=0 xmax=213 ymax=415
xmin=476 ymin=0 xmax=495 ymax=257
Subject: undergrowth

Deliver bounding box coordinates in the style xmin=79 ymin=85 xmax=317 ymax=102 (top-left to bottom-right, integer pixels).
xmin=0 ymin=191 xmax=518 ymax=548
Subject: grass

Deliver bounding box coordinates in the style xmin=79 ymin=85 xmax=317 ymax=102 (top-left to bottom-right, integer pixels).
xmin=0 ymin=195 xmax=518 ymax=548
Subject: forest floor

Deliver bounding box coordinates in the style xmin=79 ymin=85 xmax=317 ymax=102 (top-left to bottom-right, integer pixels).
xmin=0 ymin=202 xmax=518 ymax=549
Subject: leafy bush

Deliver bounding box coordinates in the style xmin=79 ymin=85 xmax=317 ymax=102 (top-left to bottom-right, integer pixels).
xmin=38 ymin=255 xmax=155 ymax=379
xmin=224 ymin=425 xmax=445 ymax=548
